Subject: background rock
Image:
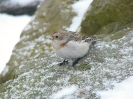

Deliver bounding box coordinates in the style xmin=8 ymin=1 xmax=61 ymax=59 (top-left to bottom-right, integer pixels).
xmin=81 ymin=0 xmax=133 ymax=36
xmin=0 ymin=0 xmax=41 ymax=15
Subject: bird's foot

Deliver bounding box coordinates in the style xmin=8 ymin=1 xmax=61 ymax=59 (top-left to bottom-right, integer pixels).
xmin=59 ymin=59 xmax=68 ymax=66
xmin=72 ymin=58 xmax=82 ymax=66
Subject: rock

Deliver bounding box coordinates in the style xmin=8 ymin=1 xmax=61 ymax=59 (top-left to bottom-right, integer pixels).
xmin=0 ymin=0 xmax=41 ymax=15
xmin=0 ymin=0 xmax=76 ymax=84
xmin=0 ymin=0 xmax=133 ymax=98
xmin=81 ymin=0 xmax=133 ymax=35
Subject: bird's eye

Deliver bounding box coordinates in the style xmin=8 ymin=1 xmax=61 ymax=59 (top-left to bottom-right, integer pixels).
xmin=55 ymin=36 xmax=58 ymax=38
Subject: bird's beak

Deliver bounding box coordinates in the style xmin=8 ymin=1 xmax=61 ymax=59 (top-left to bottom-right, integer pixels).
xmin=49 ymin=36 xmax=54 ymax=40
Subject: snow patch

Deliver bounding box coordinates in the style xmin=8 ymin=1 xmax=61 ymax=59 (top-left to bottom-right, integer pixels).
xmin=23 ymin=24 xmax=32 ymax=31
xmin=10 ymin=0 xmax=41 ymax=6
xmin=53 ymin=85 xmax=78 ymax=99
xmin=67 ymin=0 xmax=93 ymax=31
xmin=0 ymin=14 xmax=31 ymax=73
xmin=1 ymin=66 xmax=9 ymax=76
xmin=97 ymin=76 xmax=133 ymax=99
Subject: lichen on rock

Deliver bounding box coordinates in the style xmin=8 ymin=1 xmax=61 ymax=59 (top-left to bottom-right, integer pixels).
xmin=0 ymin=0 xmax=133 ymax=98
xmin=81 ymin=0 xmax=133 ymax=36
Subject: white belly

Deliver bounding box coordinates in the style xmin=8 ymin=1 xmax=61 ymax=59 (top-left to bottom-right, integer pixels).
xmin=53 ymin=41 xmax=89 ymax=59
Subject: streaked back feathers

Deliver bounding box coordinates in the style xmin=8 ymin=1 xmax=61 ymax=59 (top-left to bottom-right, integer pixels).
xmin=50 ymin=30 xmax=97 ymax=47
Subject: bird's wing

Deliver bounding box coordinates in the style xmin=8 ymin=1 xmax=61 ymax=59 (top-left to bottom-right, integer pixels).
xmin=67 ymin=31 xmax=98 ymax=46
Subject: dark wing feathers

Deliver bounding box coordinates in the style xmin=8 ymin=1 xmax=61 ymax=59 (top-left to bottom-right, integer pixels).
xmin=68 ymin=31 xmax=97 ymax=45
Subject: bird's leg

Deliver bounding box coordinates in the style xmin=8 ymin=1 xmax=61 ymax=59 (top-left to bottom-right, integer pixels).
xmin=72 ymin=58 xmax=82 ymax=66
xmin=72 ymin=54 xmax=88 ymax=66
xmin=59 ymin=59 xmax=68 ymax=66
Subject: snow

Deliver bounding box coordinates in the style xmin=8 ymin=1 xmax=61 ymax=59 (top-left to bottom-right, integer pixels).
xmin=97 ymin=76 xmax=133 ymax=99
xmin=0 ymin=0 xmax=133 ymax=99
xmin=1 ymin=66 xmax=9 ymax=76
xmin=0 ymin=13 xmax=31 ymax=74
xmin=10 ymin=0 xmax=41 ymax=6
xmin=52 ymin=85 xmax=78 ymax=99
xmin=67 ymin=0 xmax=93 ymax=31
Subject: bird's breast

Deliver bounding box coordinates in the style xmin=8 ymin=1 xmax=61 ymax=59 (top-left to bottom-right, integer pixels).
xmin=53 ymin=41 xmax=89 ymax=59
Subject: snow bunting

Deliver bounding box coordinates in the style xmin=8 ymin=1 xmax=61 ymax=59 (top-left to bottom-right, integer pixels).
xmin=50 ymin=30 xmax=97 ymax=66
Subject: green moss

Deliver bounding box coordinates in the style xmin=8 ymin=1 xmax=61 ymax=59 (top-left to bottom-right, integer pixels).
xmin=30 ymin=50 xmax=36 ymax=56
xmin=108 ymin=28 xmax=133 ymax=40
xmin=96 ymin=22 xmax=124 ymax=35
xmin=0 ymin=0 xmax=78 ymax=83
xmin=74 ymin=65 xmax=91 ymax=71
xmin=68 ymin=73 xmax=78 ymax=84
xmin=11 ymin=72 xmax=18 ymax=79
xmin=0 ymin=84 xmax=6 ymax=93
xmin=81 ymin=0 xmax=133 ymax=36
xmin=35 ymin=0 xmax=76 ymax=35
xmin=1 ymin=0 xmax=133 ymax=98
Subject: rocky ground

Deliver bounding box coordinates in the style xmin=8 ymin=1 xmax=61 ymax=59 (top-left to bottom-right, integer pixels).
xmin=0 ymin=0 xmax=133 ymax=98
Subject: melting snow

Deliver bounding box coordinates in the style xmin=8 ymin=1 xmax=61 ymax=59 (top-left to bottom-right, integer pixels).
xmin=0 ymin=14 xmax=31 ymax=73
xmin=10 ymin=0 xmax=41 ymax=6
xmin=97 ymin=76 xmax=133 ymax=99
xmin=1 ymin=0 xmax=133 ymax=99
xmin=1 ymin=66 xmax=9 ymax=76
xmin=52 ymin=85 xmax=78 ymax=99
xmin=67 ymin=0 xmax=93 ymax=31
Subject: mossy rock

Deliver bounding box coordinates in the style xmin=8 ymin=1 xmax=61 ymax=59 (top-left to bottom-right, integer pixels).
xmin=1 ymin=0 xmax=133 ymax=98
xmin=0 ymin=0 xmax=77 ymax=84
xmin=81 ymin=0 xmax=133 ymax=36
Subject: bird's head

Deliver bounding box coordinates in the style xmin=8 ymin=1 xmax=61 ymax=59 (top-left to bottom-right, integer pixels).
xmin=50 ymin=30 xmax=70 ymax=45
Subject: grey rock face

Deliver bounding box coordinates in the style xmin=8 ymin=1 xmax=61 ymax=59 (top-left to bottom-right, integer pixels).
xmin=0 ymin=0 xmax=41 ymax=15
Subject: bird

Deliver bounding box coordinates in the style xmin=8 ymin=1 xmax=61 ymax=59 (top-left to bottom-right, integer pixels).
xmin=50 ymin=30 xmax=97 ymax=66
